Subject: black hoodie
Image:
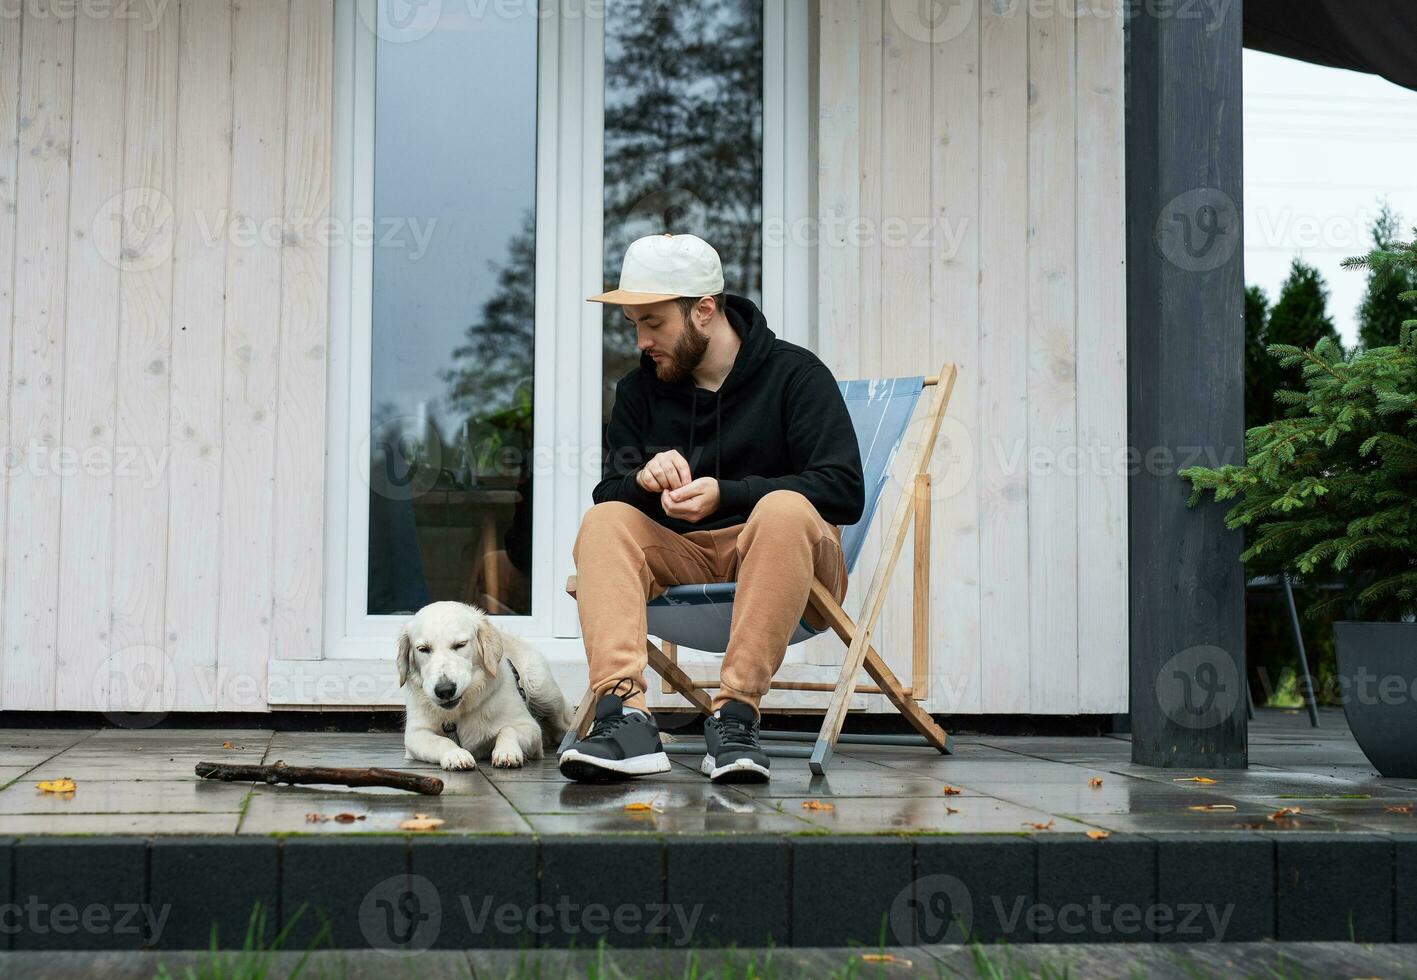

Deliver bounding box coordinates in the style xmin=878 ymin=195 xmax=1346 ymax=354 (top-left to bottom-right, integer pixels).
xmin=593 ymin=295 xmax=865 ymax=534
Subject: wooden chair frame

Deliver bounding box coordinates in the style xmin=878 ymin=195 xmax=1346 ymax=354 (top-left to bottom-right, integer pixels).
xmin=564 ymin=362 xmax=959 ymax=774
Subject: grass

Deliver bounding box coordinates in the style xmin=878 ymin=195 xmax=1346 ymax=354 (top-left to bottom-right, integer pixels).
xmin=155 ymin=902 xmax=328 ymax=980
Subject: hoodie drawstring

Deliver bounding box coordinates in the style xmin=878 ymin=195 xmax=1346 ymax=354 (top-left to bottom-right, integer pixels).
xmin=686 ymin=389 xmax=725 ymax=480
xmin=688 ymin=393 xmax=697 ymax=470
xmin=714 ymin=391 xmax=722 ymax=479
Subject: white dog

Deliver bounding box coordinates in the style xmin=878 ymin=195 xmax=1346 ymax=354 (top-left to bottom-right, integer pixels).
xmin=398 ymin=601 xmax=573 ymax=771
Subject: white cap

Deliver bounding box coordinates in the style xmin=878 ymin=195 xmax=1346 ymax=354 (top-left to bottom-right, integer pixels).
xmin=588 ymin=233 xmax=725 ymax=305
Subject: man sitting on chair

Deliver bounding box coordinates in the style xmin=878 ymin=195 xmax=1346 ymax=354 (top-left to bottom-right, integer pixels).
xmin=560 ymin=234 xmax=864 ymax=784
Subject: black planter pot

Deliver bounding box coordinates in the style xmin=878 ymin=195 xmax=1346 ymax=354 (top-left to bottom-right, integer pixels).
xmin=1333 ymin=620 xmax=1417 ymax=777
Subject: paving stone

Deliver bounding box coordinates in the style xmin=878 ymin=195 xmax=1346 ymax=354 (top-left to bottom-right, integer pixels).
xmin=0 ymin=814 xmax=240 ymax=835
xmin=238 ymin=785 xmax=531 ymax=835
xmin=537 ymin=836 xmax=665 ymax=948
xmin=1275 ymin=834 xmax=1393 ymax=941
xmin=280 ymin=838 xmax=409 ymax=950
xmin=790 ymin=836 xmax=912 ymax=947
xmin=149 ymin=837 xmax=280 ymax=949
xmin=409 ymin=837 xmax=536 ymax=949
xmin=0 ymin=778 xmax=249 ymax=815
xmin=1034 ymin=834 xmax=1158 ymax=943
xmin=666 ymin=837 xmax=789 ymax=947
xmin=912 ymin=835 xmax=1036 ymax=944
xmin=12 ymin=838 xmax=148 ymax=950
xmin=1153 ymin=833 xmax=1274 ymax=942
xmin=780 ymin=795 xmax=1100 ymax=834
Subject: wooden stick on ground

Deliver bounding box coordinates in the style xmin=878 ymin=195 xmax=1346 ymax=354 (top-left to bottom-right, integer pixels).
xmin=195 ymin=761 xmax=445 ymax=796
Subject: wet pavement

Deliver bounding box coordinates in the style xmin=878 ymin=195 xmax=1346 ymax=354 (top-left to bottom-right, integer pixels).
xmin=1 ymin=708 xmax=1413 ymax=837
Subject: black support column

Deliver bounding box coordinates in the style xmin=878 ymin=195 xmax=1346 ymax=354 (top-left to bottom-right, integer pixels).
xmin=1125 ymin=0 xmax=1247 ymax=767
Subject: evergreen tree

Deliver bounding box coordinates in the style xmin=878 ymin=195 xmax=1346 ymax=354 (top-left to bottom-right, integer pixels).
xmin=1244 ymin=284 xmax=1274 ymax=432
xmin=1356 ymin=200 xmax=1417 ymax=350
xmin=1266 ymin=258 xmax=1341 ymax=406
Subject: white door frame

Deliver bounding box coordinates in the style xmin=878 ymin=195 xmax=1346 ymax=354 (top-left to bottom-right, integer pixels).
xmin=271 ymin=0 xmax=818 ymax=707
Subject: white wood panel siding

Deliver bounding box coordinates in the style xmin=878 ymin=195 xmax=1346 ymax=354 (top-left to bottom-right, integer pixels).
xmin=0 ymin=0 xmax=331 ymax=711
xmin=0 ymin=0 xmax=1125 ymax=714
xmin=816 ymin=0 xmax=1128 ymax=714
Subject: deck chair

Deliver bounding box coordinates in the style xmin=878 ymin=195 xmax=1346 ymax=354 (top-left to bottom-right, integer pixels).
xmin=563 ymin=362 xmax=959 ymax=773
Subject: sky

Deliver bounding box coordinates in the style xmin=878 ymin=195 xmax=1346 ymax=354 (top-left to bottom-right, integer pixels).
xmin=370 ymin=4 xmax=538 ymax=435
xmin=1243 ymin=50 xmax=1417 ymax=347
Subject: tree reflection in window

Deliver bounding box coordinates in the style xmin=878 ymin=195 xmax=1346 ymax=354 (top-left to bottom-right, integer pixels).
xmin=601 ymin=0 xmax=765 ymax=418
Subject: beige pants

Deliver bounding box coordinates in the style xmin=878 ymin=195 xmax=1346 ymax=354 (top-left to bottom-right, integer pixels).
xmin=571 ymin=490 xmax=848 ymax=715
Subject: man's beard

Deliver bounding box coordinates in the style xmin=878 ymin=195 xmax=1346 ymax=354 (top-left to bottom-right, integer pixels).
xmin=653 ymin=318 xmax=710 ymax=383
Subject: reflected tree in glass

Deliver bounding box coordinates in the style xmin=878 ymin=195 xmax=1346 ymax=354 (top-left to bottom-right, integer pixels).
xmin=601 ymin=0 xmax=764 ymax=418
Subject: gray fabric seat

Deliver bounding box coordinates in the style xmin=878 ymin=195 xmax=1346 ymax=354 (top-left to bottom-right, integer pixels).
xmin=645 ymin=376 xmax=926 ymax=653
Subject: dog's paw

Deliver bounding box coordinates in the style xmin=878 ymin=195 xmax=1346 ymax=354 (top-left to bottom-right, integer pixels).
xmin=491 ymin=743 xmax=526 ymax=769
xmin=440 ymin=747 xmax=477 ymax=771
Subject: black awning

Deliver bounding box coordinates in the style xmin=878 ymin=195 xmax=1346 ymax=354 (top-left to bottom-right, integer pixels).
xmin=1245 ymin=0 xmax=1417 ymax=92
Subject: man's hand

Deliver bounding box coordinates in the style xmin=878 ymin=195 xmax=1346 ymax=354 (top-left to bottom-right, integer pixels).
xmin=661 ymin=478 xmax=720 ymax=524
xmin=636 ymin=450 xmax=692 ymax=493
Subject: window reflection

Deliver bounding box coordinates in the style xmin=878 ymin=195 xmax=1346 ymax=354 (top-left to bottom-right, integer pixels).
xmin=367 ymin=3 xmax=538 ymax=616
xmin=601 ymin=0 xmax=765 ymax=417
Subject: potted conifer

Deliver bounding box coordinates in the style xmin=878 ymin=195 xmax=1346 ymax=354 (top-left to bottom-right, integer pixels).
xmin=1182 ymin=237 xmax=1417 ymax=776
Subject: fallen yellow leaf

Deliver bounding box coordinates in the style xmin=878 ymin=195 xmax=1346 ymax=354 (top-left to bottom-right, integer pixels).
xmin=860 ymin=953 xmax=912 ymax=966
xmin=399 ymin=813 xmax=445 ymax=832
xmin=801 ymin=800 xmax=835 ymax=812
xmin=1086 ymin=830 xmax=1110 ymax=840
xmin=1088 ymin=777 xmax=1103 ymax=788
xmin=623 ymin=801 xmax=662 ymax=813
xmin=36 ymin=778 xmax=76 ymax=794
xmin=1172 ymin=776 xmax=1218 ymax=784
xmin=942 ymin=785 xmax=962 ymax=796
xmin=1187 ymin=804 xmax=1237 ymax=812
xmin=221 ymin=741 xmax=243 ymax=750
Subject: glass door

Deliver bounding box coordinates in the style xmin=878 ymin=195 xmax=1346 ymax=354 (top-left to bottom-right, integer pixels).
xmin=364 ymin=1 xmax=540 ymax=620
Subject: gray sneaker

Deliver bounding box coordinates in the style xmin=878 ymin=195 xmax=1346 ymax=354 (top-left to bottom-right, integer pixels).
xmin=702 ymin=700 xmax=770 ymax=783
xmin=559 ymin=693 xmax=671 ymax=782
